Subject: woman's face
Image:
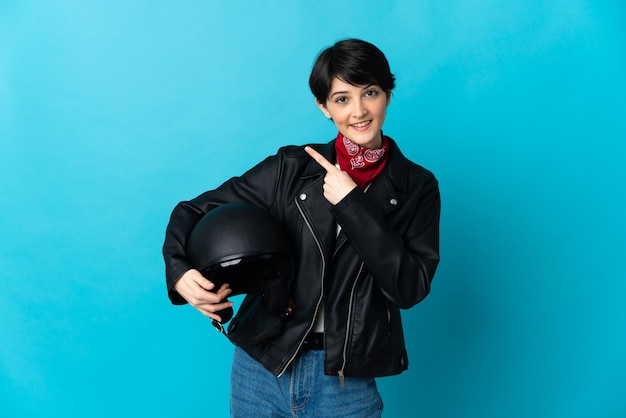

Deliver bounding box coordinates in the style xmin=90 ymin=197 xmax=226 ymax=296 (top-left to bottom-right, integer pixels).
xmin=316 ymin=77 xmax=390 ymax=149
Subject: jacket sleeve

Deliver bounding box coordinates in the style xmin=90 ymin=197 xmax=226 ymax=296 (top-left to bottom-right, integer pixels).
xmin=162 ymin=152 xmax=282 ymax=304
xmin=331 ymin=172 xmax=440 ymax=309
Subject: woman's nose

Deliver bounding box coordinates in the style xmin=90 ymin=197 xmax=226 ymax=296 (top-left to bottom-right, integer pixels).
xmin=352 ymin=99 xmax=367 ymax=117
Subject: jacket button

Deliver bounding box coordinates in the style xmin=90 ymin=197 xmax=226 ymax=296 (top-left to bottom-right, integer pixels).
xmin=299 ymin=193 xmax=307 ymax=201
xmin=390 ymin=198 xmax=398 ymax=205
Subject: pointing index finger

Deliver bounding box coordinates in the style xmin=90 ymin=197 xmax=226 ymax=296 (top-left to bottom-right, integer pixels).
xmin=305 ymin=146 xmax=337 ymax=172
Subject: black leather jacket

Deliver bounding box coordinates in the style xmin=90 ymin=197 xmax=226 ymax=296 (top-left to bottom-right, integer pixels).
xmin=163 ymin=137 xmax=440 ymax=380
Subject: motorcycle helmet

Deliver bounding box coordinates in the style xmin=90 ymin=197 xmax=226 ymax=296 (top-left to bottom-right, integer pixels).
xmin=186 ymin=202 xmax=294 ymax=322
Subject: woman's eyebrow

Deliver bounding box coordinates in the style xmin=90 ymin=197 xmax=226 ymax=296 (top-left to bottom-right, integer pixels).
xmin=330 ymin=90 xmax=349 ymax=98
xmin=330 ymin=83 xmax=377 ymax=98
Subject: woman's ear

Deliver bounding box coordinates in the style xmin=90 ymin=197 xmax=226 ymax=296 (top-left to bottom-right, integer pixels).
xmin=385 ymin=91 xmax=392 ymax=107
xmin=315 ymin=99 xmax=332 ymax=119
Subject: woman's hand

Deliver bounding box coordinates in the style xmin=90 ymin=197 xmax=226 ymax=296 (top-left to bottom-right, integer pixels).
xmin=305 ymin=146 xmax=357 ymax=205
xmin=174 ymin=269 xmax=233 ymax=322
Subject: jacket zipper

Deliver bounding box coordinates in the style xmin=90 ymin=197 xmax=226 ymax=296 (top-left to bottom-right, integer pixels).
xmin=337 ymin=261 xmax=365 ymax=387
xmin=277 ymin=197 xmax=326 ymax=377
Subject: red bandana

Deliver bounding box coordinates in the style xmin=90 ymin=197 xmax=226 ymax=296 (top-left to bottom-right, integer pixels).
xmin=335 ymin=132 xmax=390 ymax=189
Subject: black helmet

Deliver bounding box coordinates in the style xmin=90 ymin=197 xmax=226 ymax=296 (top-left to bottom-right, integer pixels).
xmin=186 ymin=202 xmax=294 ymax=319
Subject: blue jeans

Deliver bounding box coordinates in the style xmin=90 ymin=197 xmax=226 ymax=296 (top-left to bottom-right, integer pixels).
xmin=230 ymin=346 xmax=383 ymax=417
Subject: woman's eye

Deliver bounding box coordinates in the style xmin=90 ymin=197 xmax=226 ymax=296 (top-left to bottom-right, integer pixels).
xmin=335 ymin=97 xmax=347 ymax=104
xmin=365 ymin=90 xmax=378 ymax=97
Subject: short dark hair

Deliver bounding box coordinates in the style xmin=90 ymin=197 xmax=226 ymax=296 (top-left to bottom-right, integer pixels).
xmin=309 ymin=39 xmax=396 ymax=105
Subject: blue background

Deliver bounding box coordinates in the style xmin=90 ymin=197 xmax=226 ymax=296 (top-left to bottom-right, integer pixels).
xmin=1 ymin=1 xmax=625 ymax=417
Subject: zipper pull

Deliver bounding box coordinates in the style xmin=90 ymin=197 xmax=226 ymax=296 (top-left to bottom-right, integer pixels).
xmin=338 ymin=370 xmax=345 ymax=388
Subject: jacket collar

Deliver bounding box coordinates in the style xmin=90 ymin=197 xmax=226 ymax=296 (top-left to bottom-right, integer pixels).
xmin=301 ymin=140 xmax=336 ymax=179
xmin=381 ymin=137 xmax=410 ymax=193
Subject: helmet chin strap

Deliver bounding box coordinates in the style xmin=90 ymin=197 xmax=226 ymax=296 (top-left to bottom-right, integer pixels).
xmin=212 ymin=319 xmax=225 ymax=333
xmin=210 ymin=304 xmax=233 ymax=333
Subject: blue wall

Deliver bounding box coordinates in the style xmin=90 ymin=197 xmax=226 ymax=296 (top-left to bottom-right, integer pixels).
xmin=1 ymin=1 xmax=624 ymax=417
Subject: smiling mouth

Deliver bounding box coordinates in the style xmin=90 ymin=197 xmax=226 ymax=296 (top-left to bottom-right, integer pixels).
xmin=351 ymin=120 xmax=371 ymax=128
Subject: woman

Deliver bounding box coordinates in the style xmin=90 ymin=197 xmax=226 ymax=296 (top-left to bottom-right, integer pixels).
xmin=163 ymin=38 xmax=440 ymax=417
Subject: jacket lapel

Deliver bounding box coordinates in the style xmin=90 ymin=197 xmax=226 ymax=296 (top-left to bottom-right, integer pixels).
xmin=298 ymin=138 xmax=409 ymax=257
xmin=297 ymin=142 xmax=337 ymax=261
